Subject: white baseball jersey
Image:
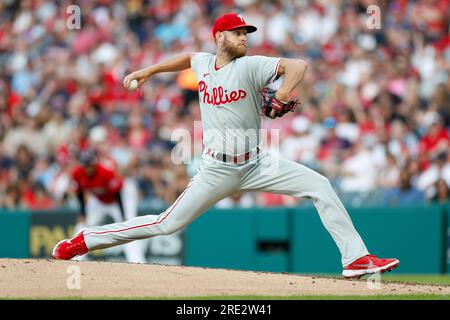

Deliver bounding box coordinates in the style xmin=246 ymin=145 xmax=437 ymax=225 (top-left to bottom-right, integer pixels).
xmin=191 ymin=53 xmax=283 ymax=155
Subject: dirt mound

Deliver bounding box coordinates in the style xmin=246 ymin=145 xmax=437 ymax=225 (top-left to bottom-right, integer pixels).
xmin=0 ymin=259 xmax=448 ymax=298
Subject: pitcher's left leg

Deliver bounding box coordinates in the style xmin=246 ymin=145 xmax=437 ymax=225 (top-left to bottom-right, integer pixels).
xmin=240 ymin=153 xmax=368 ymax=266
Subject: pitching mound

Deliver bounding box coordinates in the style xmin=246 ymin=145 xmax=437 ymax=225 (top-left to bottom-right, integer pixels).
xmin=0 ymin=259 xmax=449 ymax=298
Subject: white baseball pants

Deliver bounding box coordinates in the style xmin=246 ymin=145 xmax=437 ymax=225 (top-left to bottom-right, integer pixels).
xmin=83 ymin=152 xmax=368 ymax=266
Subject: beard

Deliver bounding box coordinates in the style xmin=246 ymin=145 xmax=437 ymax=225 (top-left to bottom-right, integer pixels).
xmin=222 ymin=37 xmax=247 ymax=59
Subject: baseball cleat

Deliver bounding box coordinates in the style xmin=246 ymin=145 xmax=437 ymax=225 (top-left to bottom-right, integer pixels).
xmin=342 ymin=254 xmax=400 ymax=279
xmin=52 ymin=229 xmax=88 ymax=260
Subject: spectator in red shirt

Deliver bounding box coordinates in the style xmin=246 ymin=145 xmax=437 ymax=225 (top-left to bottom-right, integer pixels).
xmin=257 ymin=192 xmax=298 ymax=207
xmin=22 ymin=182 xmax=55 ymax=210
xmin=419 ymin=112 xmax=450 ymax=161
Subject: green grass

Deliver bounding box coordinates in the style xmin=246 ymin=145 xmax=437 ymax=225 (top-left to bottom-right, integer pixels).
xmin=379 ymin=274 xmax=450 ymax=286
xmin=310 ymin=274 xmax=450 ymax=286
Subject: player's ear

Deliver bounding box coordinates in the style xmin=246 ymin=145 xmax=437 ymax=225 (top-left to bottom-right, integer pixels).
xmin=215 ymin=31 xmax=224 ymax=44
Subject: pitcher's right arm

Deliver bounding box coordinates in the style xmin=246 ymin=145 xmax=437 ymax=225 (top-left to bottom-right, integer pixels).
xmin=123 ymin=53 xmax=196 ymax=89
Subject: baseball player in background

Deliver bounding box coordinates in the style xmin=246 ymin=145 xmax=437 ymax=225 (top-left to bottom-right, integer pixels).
xmin=54 ymin=13 xmax=399 ymax=278
xmin=70 ymin=149 xmax=146 ymax=264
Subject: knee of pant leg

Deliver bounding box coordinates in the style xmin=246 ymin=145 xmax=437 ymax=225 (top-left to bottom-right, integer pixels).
xmin=313 ymin=174 xmax=335 ymax=193
xmin=158 ymin=219 xmax=183 ymax=235
xmin=314 ymin=173 xmax=330 ymax=187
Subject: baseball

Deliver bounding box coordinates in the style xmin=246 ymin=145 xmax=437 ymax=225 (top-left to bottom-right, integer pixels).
xmin=128 ymin=79 xmax=139 ymax=90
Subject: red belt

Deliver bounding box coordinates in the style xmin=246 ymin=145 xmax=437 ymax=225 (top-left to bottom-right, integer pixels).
xmin=207 ymin=147 xmax=260 ymax=164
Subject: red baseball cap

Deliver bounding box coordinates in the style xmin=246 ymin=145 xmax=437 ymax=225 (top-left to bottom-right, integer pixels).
xmin=212 ymin=13 xmax=257 ymax=38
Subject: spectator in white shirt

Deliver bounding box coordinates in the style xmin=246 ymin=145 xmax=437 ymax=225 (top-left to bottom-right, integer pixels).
xmin=280 ymin=115 xmax=319 ymax=167
xmin=417 ymin=151 xmax=450 ymax=200
xmin=340 ymin=141 xmax=377 ymax=193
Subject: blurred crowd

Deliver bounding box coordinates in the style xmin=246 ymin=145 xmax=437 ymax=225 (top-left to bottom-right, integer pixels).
xmin=0 ymin=0 xmax=449 ymax=211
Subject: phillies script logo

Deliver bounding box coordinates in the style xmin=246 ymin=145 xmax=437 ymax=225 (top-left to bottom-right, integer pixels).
xmin=198 ymin=81 xmax=247 ymax=106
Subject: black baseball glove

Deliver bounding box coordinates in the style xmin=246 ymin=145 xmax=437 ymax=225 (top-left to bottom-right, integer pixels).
xmin=261 ymin=88 xmax=298 ymax=119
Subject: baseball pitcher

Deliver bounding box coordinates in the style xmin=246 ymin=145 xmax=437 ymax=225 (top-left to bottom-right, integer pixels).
xmin=53 ymin=13 xmax=399 ymax=278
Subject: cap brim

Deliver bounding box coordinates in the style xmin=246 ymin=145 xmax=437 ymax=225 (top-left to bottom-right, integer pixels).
xmin=229 ymin=24 xmax=257 ymax=33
